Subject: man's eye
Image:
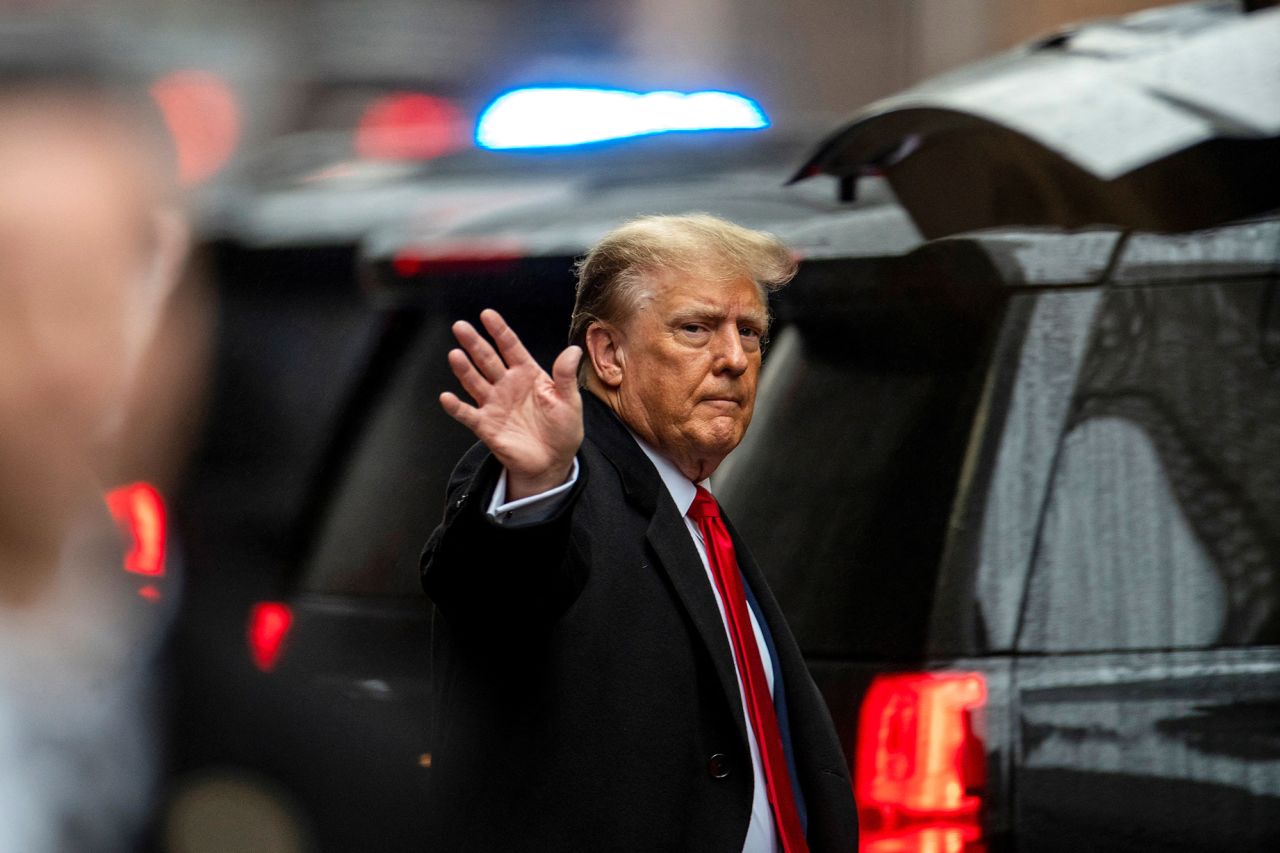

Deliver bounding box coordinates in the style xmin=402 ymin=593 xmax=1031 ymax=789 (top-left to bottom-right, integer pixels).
xmin=740 ymin=327 xmax=760 ymax=339
xmin=682 ymin=324 xmax=706 ymax=334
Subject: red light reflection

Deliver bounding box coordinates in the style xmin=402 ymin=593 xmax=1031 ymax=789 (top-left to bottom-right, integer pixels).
xmin=105 ymin=482 xmax=166 ymax=577
xmin=393 ymin=253 xmax=423 ymax=277
xmin=248 ymin=602 xmax=293 ymax=673
xmin=862 ymin=823 xmax=985 ymax=853
xmin=392 ymin=240 xmax=524 ymax=278
xmin=356 ymin=92 xmax=465 ymax=161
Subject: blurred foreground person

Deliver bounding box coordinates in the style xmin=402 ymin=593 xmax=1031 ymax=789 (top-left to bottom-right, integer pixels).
xmin=0 ymin=39 xmax=192 ymax=852
xmin=423 ymin=215 xmax=858 ymax=851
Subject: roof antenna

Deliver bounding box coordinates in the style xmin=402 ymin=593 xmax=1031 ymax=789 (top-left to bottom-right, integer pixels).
xmin=839 ymin=176 xmax=857 ymax=203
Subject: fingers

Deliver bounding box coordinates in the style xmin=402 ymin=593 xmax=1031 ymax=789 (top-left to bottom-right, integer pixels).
xmin=448 ymin=347 xmax=491 ymax=404
xmin=451 ymin=319 xmax=507 ymax=382
xmin=480 ymin=309 xmax=534 ymax=368
xmin=439 ymin=391 xmax=480 ymax=432
xmin=551 ymin=345 xmax=583 ymax=396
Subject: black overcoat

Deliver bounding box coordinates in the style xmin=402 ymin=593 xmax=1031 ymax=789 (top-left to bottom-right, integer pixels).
xmin=421 ymin=393 xmax=858 ymax=851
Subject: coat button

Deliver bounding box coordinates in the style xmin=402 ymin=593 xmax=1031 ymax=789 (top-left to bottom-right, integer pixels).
xmin=707 ymin=754 xmax=730 ymax=779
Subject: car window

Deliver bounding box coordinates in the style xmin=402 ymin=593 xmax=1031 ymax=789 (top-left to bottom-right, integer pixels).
xmin=969 ymin=290 xmax=1104 ymax=652
xmin=1018 ymin=281 xmax=1280 ymax=652
xmin=717 ymin=267 xmax=1004 ymax=659
xmin=303 ymin=292 xmax=575 ymax=597
xmin=178 ymin=247 xmax=382 ymax=577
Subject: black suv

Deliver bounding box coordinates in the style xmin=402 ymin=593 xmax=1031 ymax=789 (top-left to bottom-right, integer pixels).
xmin=718 ymin=216 xmax=1280 ymax=852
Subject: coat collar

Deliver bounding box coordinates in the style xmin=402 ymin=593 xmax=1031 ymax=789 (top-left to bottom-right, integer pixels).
xmin=582 ymin=391 xmax=664 ymax=516
xmin=630 ymin=431 xmax=702 ymax=516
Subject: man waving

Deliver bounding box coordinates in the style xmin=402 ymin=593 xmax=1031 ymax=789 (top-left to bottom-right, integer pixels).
xmin=422 ymin=214 xmax=857 ymax=852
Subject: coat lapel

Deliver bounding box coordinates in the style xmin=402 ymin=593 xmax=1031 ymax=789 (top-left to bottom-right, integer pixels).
xmin=643 ymin=505 xmax=749 ymax=739
xmin=583 ymin=394 xmax=749 ymax=742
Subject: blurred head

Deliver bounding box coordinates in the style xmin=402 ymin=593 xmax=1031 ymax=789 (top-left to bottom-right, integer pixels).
xmin=573 ymin=214 xmax=795 ymax=481
xmin=0 ymin=87 xmax=183 ymax=440
xmin=0 ymin=44 xmax=190 ymax=596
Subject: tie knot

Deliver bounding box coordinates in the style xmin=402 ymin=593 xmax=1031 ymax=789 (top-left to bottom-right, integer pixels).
xmin=687 ymin=485 xmax=721 ymax=521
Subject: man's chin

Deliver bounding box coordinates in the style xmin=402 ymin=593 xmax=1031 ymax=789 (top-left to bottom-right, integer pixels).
xmin=691 ymin=420 xmax=747 ymax=457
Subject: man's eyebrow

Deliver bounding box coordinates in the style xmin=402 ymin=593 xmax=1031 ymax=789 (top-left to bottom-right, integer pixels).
xmin=668 ymin=305 xmax=768 ymax=326
xmin=668 ymin=306 xmax=723 ymax=323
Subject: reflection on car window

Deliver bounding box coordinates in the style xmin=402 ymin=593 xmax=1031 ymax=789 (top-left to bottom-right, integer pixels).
xmin=719 ymin=293 xmax=1000 ymax=659
xmin=973 ymin=291 xmax=1103 ymax=652
xmin=1019 ymin=282 xmax=1280 ymax=651
xmin=1022 ymin=416 xmax=1225 ymax=650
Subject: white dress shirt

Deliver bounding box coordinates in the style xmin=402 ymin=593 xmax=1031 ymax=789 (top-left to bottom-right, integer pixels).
xmin=488 ymin=439 xmax=781 ymax=853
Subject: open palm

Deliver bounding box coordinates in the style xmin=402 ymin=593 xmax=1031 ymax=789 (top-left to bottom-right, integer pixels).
xmin=440 ymin=309 xmax=583 ymax=499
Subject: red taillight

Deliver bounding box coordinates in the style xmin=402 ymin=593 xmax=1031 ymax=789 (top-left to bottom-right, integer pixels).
xmin=248 ymin=602 xmax=293 ymax=673
xmin=392 ymin=240 xmax=523 ymax=278
xmin=855 ymin=672 xmax=988 ymax=848
xmin=860 ymin=823 xmax=983 ymax=853
xmin=105 ymin=482 xmax=167 ymax=578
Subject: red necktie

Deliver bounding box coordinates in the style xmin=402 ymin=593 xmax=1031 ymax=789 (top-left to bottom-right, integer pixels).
xmin=688 ymin=486 xmax=809 ymax=853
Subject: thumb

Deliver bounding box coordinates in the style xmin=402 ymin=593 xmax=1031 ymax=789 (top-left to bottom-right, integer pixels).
xmin=551 ymin=345 xmax=583 ymax=396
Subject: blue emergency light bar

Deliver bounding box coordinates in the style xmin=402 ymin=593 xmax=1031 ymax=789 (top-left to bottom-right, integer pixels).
xmin=475 ymin=87 xmax=769 ymax=150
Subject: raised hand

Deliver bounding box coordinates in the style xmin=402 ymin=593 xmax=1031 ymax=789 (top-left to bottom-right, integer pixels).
xmin=440 ymin=309 xmax=584 ymax=500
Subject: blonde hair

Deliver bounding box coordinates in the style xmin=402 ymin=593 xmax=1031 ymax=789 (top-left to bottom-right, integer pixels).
xmin=569 ymin=213 xmax=796 ymax=357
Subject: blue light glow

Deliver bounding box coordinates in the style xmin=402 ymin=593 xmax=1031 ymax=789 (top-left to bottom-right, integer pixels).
xmin=475 ymin=87 xmax=769 ymax=150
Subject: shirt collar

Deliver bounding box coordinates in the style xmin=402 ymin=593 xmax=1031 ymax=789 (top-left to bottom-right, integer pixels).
xmin=626 ymin=428 xmax=707 ymax=517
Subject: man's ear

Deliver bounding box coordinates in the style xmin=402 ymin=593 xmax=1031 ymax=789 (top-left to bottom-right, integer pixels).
xmin=585 ymin=321 xmax=625 ymax=389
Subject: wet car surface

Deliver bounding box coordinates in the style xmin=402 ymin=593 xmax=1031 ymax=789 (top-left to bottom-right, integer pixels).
xmin=720 ymin=216 xmax=1280 ymax=851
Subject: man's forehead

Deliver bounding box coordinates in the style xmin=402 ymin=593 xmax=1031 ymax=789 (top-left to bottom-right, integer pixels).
xmin=0 ymin=99 xmax=153 ymax=188
xmin=643 ymin=268 xmax=766 ymax=312
xmin=0 ymin=136 xmax=146 ymax=233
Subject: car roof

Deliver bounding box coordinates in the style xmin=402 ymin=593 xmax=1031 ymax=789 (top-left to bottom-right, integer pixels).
xmin=200 ymin=126 xmax=823 ymax=249
xmin=367 ymin=199 xmax=1279 ymax=308
xmin=365 ymin=163 xmax=920 ymax=257
xmin=360 ymin=165 xmax=930 ymax=308
xmin=945 ymin=214 xmax=1280 ymax=288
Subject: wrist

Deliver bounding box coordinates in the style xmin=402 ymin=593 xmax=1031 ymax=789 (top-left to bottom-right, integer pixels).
xmin=506 ymin=459 xmax=575 ymax=501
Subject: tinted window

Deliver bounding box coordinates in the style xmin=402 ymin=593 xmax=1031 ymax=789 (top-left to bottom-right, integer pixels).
xmin=178 ymin=246 xmax=381 ymax=577
xmin=303 ymin=288 xmax=575 ymax=596
xmin=1019 ymin=281 xmax=1280 ymax=651
xmin=966 ymin=290 xmax=1104 ymax=653
xmin=303 ymin=315 xmax=476 ymax=596
xmin=718 ymin=256 xmax=1004 ymax=659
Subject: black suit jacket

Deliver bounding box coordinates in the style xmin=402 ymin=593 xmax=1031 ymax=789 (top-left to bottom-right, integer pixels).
xmin=421 ymin=393 xmax=857 ymax=851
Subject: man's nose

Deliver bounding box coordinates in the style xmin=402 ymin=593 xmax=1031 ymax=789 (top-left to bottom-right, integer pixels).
xmin=712 ymin=326 xmax=749 ymax=376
